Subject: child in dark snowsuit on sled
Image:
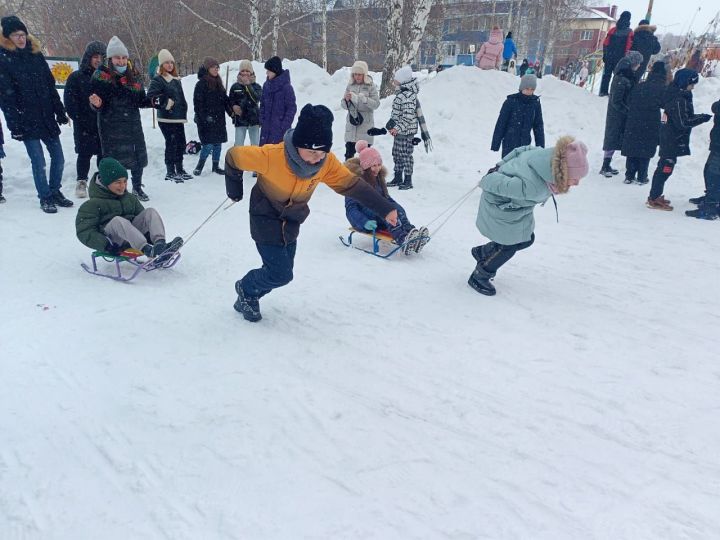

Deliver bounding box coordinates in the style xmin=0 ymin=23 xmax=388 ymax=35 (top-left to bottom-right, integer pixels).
xmin=345 ymin=140 xmax=427 ymax=254
xmin=75 ymin=158 xmax=182 ymax=258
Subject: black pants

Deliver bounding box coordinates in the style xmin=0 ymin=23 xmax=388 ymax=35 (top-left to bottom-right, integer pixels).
xmin=476 ymin=234 xmax=535 ymax=274
xmin=131 ymin=168 xmax=144 ymax=190
xmin=241 ymin=241 xmax=297 ymax=298
xmin=159 ymin=123 xmax=187 ymax=166
xmin=599 ymin=62 xmax=616 ymax=95
xmin=625 ymin=156 xmax=650 ymax=181
xmin=77 ymin=152 xmax=100 ymax=180
xmin=344 ymin=141 xmax=371 ymax=161
xmin=649 ymin=157 xmax=676 ymax=200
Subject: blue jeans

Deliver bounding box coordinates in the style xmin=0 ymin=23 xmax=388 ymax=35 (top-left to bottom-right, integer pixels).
xmin=24 ymin=136 xmax=65 ymax=199
xmin=235 ymin=125 xmax=260 ymax=146
xmin=703 ymin=152 xmax=720 ymax=204
xmin=199 ymin=143 xmax=222 ymax=162
xmin=241 ymin=242 xmax=297 ymax=298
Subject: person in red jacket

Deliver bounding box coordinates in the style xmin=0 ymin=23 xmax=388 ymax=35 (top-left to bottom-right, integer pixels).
xmin=600 ymin=11 xmax=634 ymax=96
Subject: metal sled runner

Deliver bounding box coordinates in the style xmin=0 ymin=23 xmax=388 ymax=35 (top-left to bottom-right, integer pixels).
xmin=81 ymin=248 xmax=181 ymax=282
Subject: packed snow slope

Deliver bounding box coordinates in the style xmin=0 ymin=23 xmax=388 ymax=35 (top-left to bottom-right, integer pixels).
xmin=1 ymin=61 xmax=719 ymax=539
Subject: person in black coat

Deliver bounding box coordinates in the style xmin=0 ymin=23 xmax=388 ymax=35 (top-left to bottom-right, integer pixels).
xmin=229 ymin=59 xmax=262 ymax=147
xmin=647 ymin=69 xmax=712 ymax=210
xmin=686 ymin=99 xmax=720 ymax=219
xmin=0 ymin=16 xmax=70 ymax=213
xmin=600 ymin=51 xmax=643 ymax=177
xmin=0 ymin=116 xmax=5 ymax=203
xmin=600 ymin=11 xmax=634 ymax=96
xmin=147 ymin=48 xmax=191 ymax=182
xmin=89 ymin=36 xmax=152 ymax=201
xmin=491 ymin=74 xmax=545 ymax=157
xmin=621 ymin=61 xmax=668 ymax=184
xmin=630 ymin=20 xmax=661 ymax=79
xmin=64 ymin=40 xmax=106 ymax=198
xmin=193 ymin=57 xmax=231 ymax=176
xmin=518 ymin=59 xmax=529 ymax=77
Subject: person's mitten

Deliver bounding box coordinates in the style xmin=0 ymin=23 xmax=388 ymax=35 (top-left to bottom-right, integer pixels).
xmin=367 ymin=127 xmax=387 ymax=136
xmin=225 ymin=159 xmax=244 ymax=201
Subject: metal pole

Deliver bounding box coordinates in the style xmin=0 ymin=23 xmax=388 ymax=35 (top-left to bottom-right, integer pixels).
xmin=645 ymin=0 xmax=654 ymax=22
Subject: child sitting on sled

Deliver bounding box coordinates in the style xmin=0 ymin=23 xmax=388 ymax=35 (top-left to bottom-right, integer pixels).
xmin=469 ymin=137 xmax=588 ymax=296
xmin=345 ymin=140 xmax=427 ymax=254
xmin=75 ymin=157 xmax=182 ymax=258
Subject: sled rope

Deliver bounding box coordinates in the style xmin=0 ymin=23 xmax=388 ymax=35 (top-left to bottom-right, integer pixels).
xmin=180 ymin=197 xmax=236 ymax=250
xmin=423 ymin=185 xmax=479 ymax=236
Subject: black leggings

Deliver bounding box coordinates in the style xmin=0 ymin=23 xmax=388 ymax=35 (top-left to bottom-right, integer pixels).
xmin=477 ymin=234 xmax=536 ymax=274
xmin=77 ymin=152 xmax=100 ymax=180
xmin=159 ymin=123 xmax=187 ymax=165
xmin=625 ymin=157 xmax=650 ymax=180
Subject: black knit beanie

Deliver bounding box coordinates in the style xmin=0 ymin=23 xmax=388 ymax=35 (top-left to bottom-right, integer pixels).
xmin=264 ymin=56 xmax=283 ymax=76
xmin=2 ymin=15 xmax=28 ymax=38
xmin=292 ymin=104 xmax=334 ymax=153
xmin=650 ymin=61 xmax=666 ymax=76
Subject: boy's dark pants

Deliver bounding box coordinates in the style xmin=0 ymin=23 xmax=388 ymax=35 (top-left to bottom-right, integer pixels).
xmin=703 ymin=152 xmax=720 ymax=204
xmin=649 ymin=157 xmax=677 ymax=199
xmin=475 ymin=234 xmax=535 ymax=274
xmin=241 ymin=241 xmax=297 ymax=298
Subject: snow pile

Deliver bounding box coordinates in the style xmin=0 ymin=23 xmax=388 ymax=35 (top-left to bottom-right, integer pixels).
xmin=1 ymin=60 xmax=719 ymax=539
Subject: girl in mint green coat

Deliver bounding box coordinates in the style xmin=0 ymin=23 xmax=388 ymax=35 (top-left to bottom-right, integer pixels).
xmin=469 ymin=137 xmax=589 ymax=296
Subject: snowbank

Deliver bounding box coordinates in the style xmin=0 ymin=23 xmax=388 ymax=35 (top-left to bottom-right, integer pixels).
xmin=1 ymin=59 xmax=719 ymax=539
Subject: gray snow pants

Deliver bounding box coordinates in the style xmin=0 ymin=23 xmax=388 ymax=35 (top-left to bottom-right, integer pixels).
xmin=104 ymin=208 xmax=165 ymax=250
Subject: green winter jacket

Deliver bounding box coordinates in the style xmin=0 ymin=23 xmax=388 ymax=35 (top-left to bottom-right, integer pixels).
xmin=476 ymin=145 xmax=553 ymax=245
xmin=75 ymin=174 xmax=144 ymax=251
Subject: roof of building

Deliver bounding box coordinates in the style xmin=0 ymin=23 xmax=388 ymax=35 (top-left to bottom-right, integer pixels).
xmin=583 ymin=7 xmax=616 ymax=21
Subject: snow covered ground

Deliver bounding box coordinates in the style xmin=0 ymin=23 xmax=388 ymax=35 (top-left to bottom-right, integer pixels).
xmin=1 ymin=62 xmax=719 ymax=539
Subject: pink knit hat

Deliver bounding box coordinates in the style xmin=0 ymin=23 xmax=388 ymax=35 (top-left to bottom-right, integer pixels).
xmin=565 ymin=140 xmax=589 ymax=184
xmin=356 ymin=140 xmax=382 ymax=169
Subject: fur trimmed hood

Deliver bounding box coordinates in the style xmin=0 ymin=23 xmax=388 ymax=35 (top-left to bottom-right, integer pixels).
xmin=0 ymin=33 xmax=42 ymax=54
xmin=551 ymin=136 xmax=588 ymax=193
xmin=634 ymin=24 xmax=657 ymax=33
xmin=345 ymin=157 xmax=389 ymax=197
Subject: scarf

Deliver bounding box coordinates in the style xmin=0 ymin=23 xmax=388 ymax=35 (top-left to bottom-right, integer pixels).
xmin=283 ymin=129 xmax=326 ymax=179
xmin=416 ymin=99 xmax=433 ymax=152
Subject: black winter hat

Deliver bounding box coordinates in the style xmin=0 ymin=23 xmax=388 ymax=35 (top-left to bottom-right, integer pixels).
xmin=292 ymin=104 xmax=334 ymax=153
xmin=650 ymin=61 xmax=666 ymax=76
xmin=617 ymin=11 xmax=631 ymax=28
xmin=264 ymin=56 xmax=283 ymax=76
xmin=639 ymin=19 xmax=650 ymax=25
xmin=2 ymin=15 xmax=28 ymax=38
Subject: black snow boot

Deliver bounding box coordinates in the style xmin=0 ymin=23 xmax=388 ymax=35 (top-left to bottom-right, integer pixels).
xmin=599 ymin=158 xmax=615 ymax=178
xmin=212 ymin=161 xmax=225 ymax=175
xmin=234 ymin=280 xmax=262 ymax=322
xmin=685 ymin=203 xmax=720 ymax=220
xmin=398 ymin=174 xmax=413 ymax=190
xmin=176 ymin=161 xmax=193 ymax=181
xmin=0 ymin=177 xmax=5 ymax=204
xmin=51 ymin=190 xmax=74 ymax=207
xmin=194 ymin=158 xmax=206 ymax=176
xmin=132 ymin=184 xmax=150 ymax=202
xmin=40 ymin=197 xmax=58 ymax=214
xmin=387 ymin=171 xmax=403 ymax=187
xmin=468 ymin=265 xmax=497 ymax=296
xmin=165 ymin=163 xmax=181 ymax=182
xmin=689 ymin=194 xmax=706 ymax=205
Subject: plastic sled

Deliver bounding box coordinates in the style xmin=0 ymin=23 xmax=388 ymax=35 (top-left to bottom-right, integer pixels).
xmin=339 ymin=228 xmax=429 ymax=259
xmin=81 ymin=248 xmax=181 ymax=282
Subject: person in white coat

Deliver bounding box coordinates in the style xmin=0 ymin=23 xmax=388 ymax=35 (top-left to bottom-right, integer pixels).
xmin=340 ymin=60 xmax=380 ymax=160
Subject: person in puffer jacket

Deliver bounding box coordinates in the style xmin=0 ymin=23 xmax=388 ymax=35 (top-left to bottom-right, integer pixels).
xmin=344 ymin=140 xmax=426 ymax=254
xmin=476 ymin=27 xmax=504 ymax=70
xmin=340 ymin=60 xmax=380 ymax=160
xmin=386 ymin=65 xmax=419 ymax=190
xmin=229 ymin=59 xmax=262 ymax=147
xmin=469 ymin=137 xmax=589 ymax=296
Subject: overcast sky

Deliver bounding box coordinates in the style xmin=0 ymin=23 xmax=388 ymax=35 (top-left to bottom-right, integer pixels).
xmin=594 ymin=0 xmax=717 ymax=35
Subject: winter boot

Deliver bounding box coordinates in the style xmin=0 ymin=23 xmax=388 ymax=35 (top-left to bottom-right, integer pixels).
xmin=623 ymin=175 xmax=634 ymax=184
xmin=212 ymin=161 xmax=225 ymax=175
xmin=165 ymin=163 xmax=182 ymax=183
xmin=646 ymin=196 xmax=673 ymax=211
xmin=634 ymin=176 xmax=649 ymax=185
xmin=401 ymin=228 xmax=421 ymax=255
xmin=413 ymin=226 xmax=430 ymax=253
xmin=176 ymin=161 xmax=193 ymax=181
xmin=685 ymin=203 xmax=719 ymax=220
xmin=599 ymin=158 xmax=615 ymax=178
xmin=132 ymin=184 xmax=150 ymax=202
xmin=471 ymin=245 xmax=486 ymax=264
xmin=153 ymin=236 xmax=184 ymax=264
xmin=40 ymin=197 xmax=58 ymax=214
xmin=468 ymin=265 xmax=497 ymax=296
xmin=194 ymin=158 xmax=207 ymax=176
xmin=234 ymin=279 xmax=262 ymax=322
xmin=689 ymin=195 xmax=706 ymax=205
xmin=51 ymin=190 xmax=74 ymax=208
xmin=75 ymin=178 xmax=88 ymax=198
xmin=387 ymin=171 xmax=403 ymax=187
xmin=398 ymin=174 xmax=413 ymax=190
xmin=0 ymin=178 xmax=4 ymax=204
